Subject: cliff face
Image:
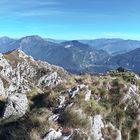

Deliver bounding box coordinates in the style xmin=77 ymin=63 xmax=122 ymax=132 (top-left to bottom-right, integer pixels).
xmin=0 ymin=49 xmax=139 ymax=140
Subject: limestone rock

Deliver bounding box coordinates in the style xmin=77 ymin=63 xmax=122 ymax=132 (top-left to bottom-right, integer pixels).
xmin=38 ymin=72 xmax=59 ymax=87
xmin=58 ymin=96 xmax=66 ymax=107
xmin=91 ymin=115 xmax=104 ymax=140
xmin=85 ymin=89 xmax=91 ymax=101
xmin=0 ymin=53 xmax=13 ymax=77
xmin=68 ymin=86 xmax=80 ymax=98
xmin=0 ymin=93 xmax=28 ymax=124
xmin=43 ymin=128 xmax=62 ymax=140
xmin=0 ymin=79 xmax=5 ymax=96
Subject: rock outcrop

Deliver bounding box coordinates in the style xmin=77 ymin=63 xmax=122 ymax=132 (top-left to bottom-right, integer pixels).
xmin=91 ymin=115 xmax=104 ymax=140
xmin=0 ymin=93 xmax=28 ymax=124
xmin=0 ymin=79 xmax=5 ymax=96
xmin=43 ymin=128 xmax=62 ymax=140
xmin=0 ymin=49 xmax=67 ymax=125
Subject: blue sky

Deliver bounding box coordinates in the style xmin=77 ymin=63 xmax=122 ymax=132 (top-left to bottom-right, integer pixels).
xmin=0 ymin=0 xmax=140 ymax=39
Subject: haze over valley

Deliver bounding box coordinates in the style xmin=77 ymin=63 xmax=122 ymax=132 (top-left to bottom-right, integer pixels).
xmin=0 ymin=35 xmax=140 ymax=74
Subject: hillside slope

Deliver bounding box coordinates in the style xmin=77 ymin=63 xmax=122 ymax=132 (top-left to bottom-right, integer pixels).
xmin=0 ymin=49 xmax=139 ymax=140
xmin=106 ymin=47 xmax=140 ymax=74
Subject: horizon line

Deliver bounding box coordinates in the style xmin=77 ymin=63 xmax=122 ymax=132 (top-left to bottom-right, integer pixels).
xmin=0 ymin=35 xmax=140 ymax=41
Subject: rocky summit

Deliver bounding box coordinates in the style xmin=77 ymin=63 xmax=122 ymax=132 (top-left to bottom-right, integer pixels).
xmin=0 ymin=49 xmax=139 ymax=140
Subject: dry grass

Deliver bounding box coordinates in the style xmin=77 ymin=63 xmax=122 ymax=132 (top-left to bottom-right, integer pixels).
xmin=29 ymin=129 xmax=41 ymax=140
xmin=30 ymin=108 xmax=58 ymax=136
xmin=59 ymin=107 xmax=89 ymax=129
xmin=82 ymin=99 xmax=106 ymax=116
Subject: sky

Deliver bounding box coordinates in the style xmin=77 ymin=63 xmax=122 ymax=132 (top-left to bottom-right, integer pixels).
xmin=0 ymin=0 xmax=140 ymax=39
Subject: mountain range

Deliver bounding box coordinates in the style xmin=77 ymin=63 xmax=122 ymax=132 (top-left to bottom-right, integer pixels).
xmin=0 ymin=35 xmax=140 ymax=74
xmin=80 ymin=38 xmax=140 ymax=55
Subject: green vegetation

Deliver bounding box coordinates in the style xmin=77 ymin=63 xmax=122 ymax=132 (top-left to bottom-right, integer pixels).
xmin=82 ymin=99 xmax=105 ymax=116
xmin=110 ymin=70 xmax=137 ymax=84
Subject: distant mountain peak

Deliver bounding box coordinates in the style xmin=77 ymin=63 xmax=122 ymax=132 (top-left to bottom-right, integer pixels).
xmin=20 ymin=35 xmax=44 ymax=42
xmin=0 ymin=36 xmax=15 ymax=43
xmin=61 ymin=40 xmax=90 ymax=48
xmin=0 ymin=36 xmax=12 ymax=39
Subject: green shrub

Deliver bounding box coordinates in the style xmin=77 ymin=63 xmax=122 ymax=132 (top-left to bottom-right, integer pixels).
xmin=99 ymin=97 xmax=110 ymax=110
xmin=99 ymin=88 xmax=108 ymax=97
xmin=130 ymin=128 xmax=139 ymax=140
